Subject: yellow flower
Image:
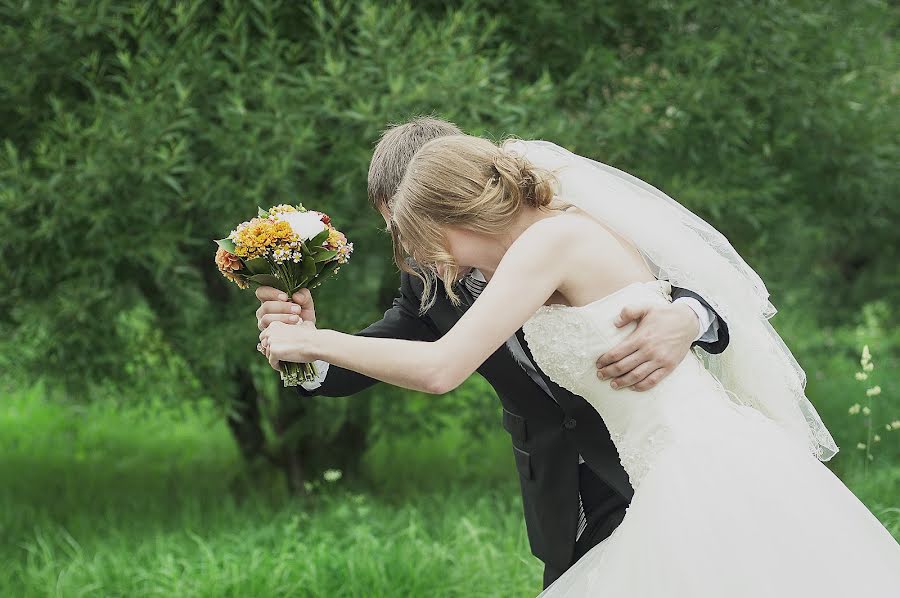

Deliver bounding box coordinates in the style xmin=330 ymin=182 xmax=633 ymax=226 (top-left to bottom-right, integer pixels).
xmin=326 ymin=228 xmax=347 ymax=249
xmin=231 ymin=218 xmax=297 ymax=259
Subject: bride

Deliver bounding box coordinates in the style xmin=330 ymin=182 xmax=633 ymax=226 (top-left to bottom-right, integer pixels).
xmin=259 ymin=134 xmax=900 ymax=595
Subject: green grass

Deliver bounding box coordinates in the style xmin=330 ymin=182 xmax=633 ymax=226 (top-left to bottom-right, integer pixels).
xmin=0 ymin=383 xmax=538 ymax=597
xmin=1 ymin=382 xmax=896 ymax=597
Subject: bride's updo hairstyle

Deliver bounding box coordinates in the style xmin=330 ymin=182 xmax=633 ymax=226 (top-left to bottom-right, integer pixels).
xmin=389 ymin=134 xmax=560 ymax=313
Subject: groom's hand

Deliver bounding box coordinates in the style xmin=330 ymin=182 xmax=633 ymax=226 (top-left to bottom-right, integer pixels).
xmin=595 ymin=302 xmax=699 ymax=391
xmin=255 ymin=286 xmax=317 ymax=331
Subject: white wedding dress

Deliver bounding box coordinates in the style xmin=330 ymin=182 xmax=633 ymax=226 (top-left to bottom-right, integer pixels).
xmin=523 ymin=280 xmax=900 ymax=597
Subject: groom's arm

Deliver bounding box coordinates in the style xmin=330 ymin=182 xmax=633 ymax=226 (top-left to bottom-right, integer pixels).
xmin=596 ymin=285 xmax=731 ymax=391
xmin=670 ymin=286 xmax=730 ymax=355
xmin=294 ymin=272 xmax=440 ymax=398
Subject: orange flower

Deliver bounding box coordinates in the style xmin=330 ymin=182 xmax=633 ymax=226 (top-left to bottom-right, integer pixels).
xmin=215 ymin=246 xmax=242 ymax=272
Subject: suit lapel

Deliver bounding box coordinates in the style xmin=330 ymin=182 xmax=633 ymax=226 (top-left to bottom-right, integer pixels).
xmin=447 ymin=274 xmax=569 ymax=410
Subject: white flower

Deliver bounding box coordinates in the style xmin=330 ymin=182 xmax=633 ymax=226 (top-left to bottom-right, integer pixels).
xmin=323 ymin=469 xmax=343 ymax=483
xmin=277 ymin=211 xmax=326 ymax=241
xmin=862 ymin=406 xmax=871 ymax=416
xmin=856 ymin=442 xmax=867 ymax=450
xmin=848 ymin=404 xmax=861 ymax=415
xmin=855 ymin=372 xmax=868 ymax=381
xmin=873 ymin=435 xmax=881 ymax=443
xmin=866 ymin=386 xmax=881 ymax=397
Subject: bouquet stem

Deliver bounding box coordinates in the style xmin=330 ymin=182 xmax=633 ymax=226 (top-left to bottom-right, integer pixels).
xmin=280 ymin=361 xmax=319 ymax=387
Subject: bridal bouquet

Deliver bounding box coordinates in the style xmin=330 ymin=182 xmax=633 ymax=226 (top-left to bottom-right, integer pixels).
xmin=214 ymin=203 xmax=353 ymax=386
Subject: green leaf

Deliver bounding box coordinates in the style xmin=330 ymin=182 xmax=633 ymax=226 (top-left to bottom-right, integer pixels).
xmin=307 ymin=260 xmax=339 ymax=288
xmin=244 ymin=256 xmax=270 ymax=275
xmin=215 ymin=238 xmax=237 ymax=254
xmin=314 ymin=250 xmax=338 ymax=262
xmin=247 ymin=274 xmax=285 ymax=291
xmin=257 ymin=206 xmax=269 ymax=217
xmin=300 ymin=255 xmax=317 ymax=279
xmin=309 ymin=228 xmax=330 ymax=248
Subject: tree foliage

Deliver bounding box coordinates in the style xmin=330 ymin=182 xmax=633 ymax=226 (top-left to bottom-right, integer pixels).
xmin=1 ymin=0 xmax=896 ymax=481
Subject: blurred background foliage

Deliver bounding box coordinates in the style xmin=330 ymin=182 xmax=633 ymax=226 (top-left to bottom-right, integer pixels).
xmin=0 ymin=0 xmax=897 ymax=579
xmin=0 ymin=0 xmax=897 ymax=594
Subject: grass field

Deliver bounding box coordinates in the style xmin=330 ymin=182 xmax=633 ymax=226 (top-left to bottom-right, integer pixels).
xmin=1 ymin=382 xmax=897 ymax=597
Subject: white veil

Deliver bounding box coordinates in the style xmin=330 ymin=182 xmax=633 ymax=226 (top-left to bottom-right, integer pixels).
xmin=510 ymin=139 xmax=837 ymax=461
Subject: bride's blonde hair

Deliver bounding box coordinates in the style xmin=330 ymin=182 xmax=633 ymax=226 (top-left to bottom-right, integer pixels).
xmin=389 ymin=134 xmax=564 ymax=313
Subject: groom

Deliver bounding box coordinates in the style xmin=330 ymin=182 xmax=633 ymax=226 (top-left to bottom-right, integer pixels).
xmin=255 ymin=117 xmax=730 ymax=588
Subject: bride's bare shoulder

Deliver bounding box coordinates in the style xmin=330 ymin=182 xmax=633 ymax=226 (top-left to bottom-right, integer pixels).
xmin=541 ymin=209 xmax=624 ymax=248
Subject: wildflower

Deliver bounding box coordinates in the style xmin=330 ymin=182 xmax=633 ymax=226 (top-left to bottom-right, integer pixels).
xmin=856 ymin=442 xmax=867 ymax=450
xmin=890 ymin=420 xmax=900 ymax=430
xmin=873 ymin=435 xmax=881 ymax=443
xmin=337 ymin=242 xmax=354 ymax=264
xmin=863 ymin=362 xmax=874 ymax=372
xmin=855 ymin=372 xmax=868 ymax=381
xmin=323 ymin=469 xmax=343 ymax=483
xmin=866 ymin=386 xmax=881 ymax=397
xmin=862 ymin=406 xmax=871 ymax=416
xmin=848 ymin=404 xmax=861 ymax=415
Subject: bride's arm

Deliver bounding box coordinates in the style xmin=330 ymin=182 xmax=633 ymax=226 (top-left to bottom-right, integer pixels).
xmin=264 ymin=218 xmax=573 ymax=394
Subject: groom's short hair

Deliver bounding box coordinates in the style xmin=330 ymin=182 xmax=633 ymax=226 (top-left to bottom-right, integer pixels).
xmin=368 ymin=116 xmax=462 ymax=212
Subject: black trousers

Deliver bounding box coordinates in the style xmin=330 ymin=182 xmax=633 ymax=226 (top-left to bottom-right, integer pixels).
xmin=542 ymin=463 xmax=630 ymax=589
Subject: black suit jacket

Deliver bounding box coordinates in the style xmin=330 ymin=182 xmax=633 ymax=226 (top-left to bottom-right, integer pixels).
xmin=295 ymin=271 xmax=729 ymax=570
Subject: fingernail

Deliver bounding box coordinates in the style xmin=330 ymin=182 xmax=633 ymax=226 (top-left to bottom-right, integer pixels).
xmin=290 ymin=315 xmax=299 ymax=323
xmin=291 ymin=305 xmax=301 ymax=314
xmin=610 ymin=381 xmax=618 ymax=389
xmin=279 ymin=293 xmax=288 ymax=301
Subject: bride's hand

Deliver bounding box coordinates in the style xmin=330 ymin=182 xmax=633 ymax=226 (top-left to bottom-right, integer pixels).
xmin=258 ymin=320 xmax=320 ymax=372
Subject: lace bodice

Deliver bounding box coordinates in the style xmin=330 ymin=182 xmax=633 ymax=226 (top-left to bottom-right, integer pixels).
xmin=522 ymin=280 xmax=728 ymax=488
